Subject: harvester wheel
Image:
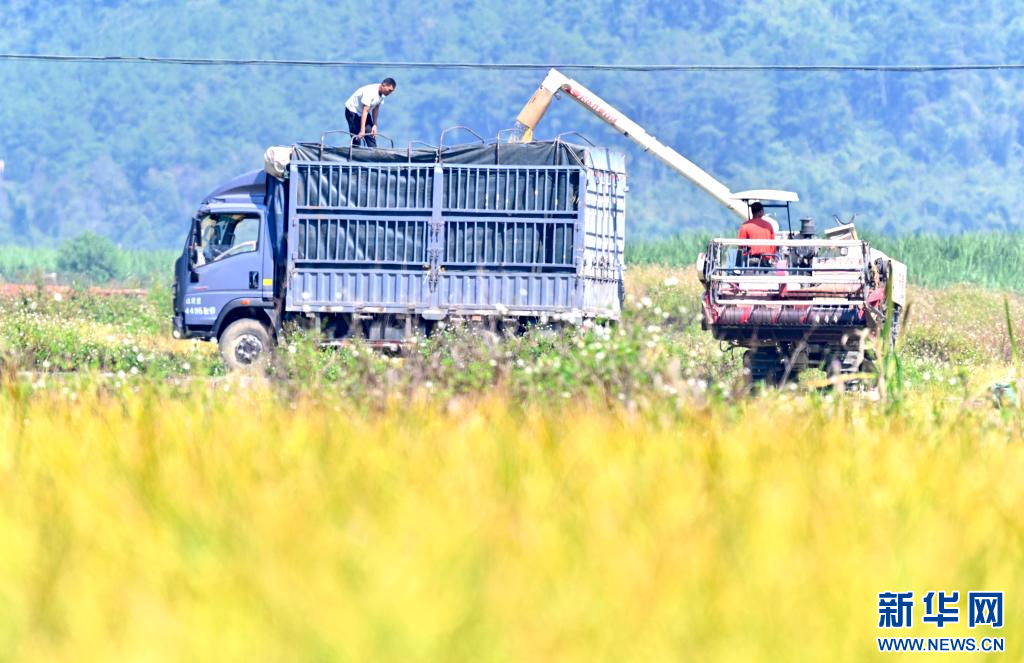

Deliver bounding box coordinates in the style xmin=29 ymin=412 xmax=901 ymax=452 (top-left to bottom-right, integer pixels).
xmin=744 ymin=348 xmax=785 ymax=386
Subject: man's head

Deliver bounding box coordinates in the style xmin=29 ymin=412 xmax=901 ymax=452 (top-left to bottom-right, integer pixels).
xmin=749 ymin=201 xmax=764 ymax=218
xmin=380 ymin=77 xmax=397 ymax=96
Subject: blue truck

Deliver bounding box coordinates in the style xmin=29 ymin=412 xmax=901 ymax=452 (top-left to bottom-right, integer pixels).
xmin=172 ymin=136 xmax=627 ymax=369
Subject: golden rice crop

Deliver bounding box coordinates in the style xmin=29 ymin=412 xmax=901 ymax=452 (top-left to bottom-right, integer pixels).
xmin=0 ymin=381 xmax=1020 ymax=661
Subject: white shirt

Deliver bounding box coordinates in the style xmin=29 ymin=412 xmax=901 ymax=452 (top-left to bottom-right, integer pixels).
xmin=345 ymin=83 xmax=384 ymax=114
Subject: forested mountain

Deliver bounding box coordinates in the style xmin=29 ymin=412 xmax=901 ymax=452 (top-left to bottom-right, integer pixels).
xmin=1 ymin=1 xmax=1023 ymax=247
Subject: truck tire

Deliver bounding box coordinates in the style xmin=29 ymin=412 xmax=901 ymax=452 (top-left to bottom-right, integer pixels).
xmin=219 ymin=319 xmax=273 ymax=371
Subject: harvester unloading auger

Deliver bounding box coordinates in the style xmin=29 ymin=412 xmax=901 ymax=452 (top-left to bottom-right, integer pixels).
xmin=514 ymin=68 xmax=907 ymax=383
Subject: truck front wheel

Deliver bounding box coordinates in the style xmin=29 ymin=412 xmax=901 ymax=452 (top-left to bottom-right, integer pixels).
xmin=219 ymin=319 xmax=273 ymax=371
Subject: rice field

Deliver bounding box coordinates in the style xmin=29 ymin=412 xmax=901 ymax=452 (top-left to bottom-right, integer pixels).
xmin=0 ymin=263 xmax=1021 ymax=661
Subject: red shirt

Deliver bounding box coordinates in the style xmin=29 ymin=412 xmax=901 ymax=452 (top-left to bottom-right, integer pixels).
xmin=738 ymin=218 xmax=775 ymax=256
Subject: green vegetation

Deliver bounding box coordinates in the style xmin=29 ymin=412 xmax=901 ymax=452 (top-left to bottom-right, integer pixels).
xmin=56 ymin=231 xmax=126 ymax=283
xmin=0 ymin=241 xmax=174 ymax=285
xmin=870 ymin=233 xmax=1024 ymax=290
xmin=1 ymin=2 xmax=1023 ymax=246
xmin=626 ymin=232 xmax=713 ymax=267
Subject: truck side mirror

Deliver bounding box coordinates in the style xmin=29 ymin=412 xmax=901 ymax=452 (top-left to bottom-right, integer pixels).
xmin=187 ymin=242 xmax=200 ymax=281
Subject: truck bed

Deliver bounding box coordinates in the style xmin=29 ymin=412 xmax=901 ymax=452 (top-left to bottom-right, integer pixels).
xmin=282 ymin=141 xmax=626 ymax=321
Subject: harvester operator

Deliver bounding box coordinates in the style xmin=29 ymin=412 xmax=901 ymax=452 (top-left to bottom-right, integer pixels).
xmin=344 ymin=77 xmax=397 ymax=147
xmin=738 ymin=201 xmax=776 ymax=268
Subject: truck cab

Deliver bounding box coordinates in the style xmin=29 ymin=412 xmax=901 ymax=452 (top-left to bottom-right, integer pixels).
xmin=172 ymin=171 xmax=278 ymax=367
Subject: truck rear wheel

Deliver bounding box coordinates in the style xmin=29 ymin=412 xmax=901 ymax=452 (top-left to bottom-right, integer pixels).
xmin=219 ymin=319 xmax=273 ymax=371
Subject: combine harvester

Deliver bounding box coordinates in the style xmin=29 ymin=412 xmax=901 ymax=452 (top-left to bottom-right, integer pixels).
xmin=514 ymin=69 xmax=907 ymax=383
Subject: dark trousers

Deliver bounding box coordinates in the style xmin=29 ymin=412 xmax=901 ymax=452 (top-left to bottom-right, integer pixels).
xmin=735 ymin=251 xmax=774 ymax=272
xmin=345 ymin=108 xmax=376 ymax=147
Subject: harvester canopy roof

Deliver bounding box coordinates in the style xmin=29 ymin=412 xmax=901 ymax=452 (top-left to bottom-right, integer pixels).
xmin=732 ymin=189 xmax=800 ymax=203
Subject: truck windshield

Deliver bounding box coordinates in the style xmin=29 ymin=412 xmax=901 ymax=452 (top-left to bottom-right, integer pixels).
xmin=194 ymin=214 xmax=259 ymax=266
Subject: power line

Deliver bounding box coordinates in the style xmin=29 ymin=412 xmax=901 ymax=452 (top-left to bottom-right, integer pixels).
xmin=1 ymin=53 xmax=1023 ymax=72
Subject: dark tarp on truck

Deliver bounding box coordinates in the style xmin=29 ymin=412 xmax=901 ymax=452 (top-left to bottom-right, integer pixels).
xmin=267 ymin=140 xmax=626 ymax=321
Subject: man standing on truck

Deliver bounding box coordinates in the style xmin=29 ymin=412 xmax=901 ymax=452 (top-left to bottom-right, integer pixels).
xmin=344 ymin=77 xmax=397 ymax=147
xmin=738 ymin=201 xmax=776 ymax=268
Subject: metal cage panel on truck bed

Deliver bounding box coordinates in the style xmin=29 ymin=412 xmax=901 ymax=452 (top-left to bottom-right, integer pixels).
xmin=285 ymin=141 xmax=626 ymax=321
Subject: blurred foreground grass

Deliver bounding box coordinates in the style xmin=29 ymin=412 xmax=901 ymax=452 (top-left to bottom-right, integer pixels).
xmin=0 ymin=383 xmax=1021 ymax=661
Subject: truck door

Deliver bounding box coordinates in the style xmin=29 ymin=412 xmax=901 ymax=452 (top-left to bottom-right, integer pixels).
xmin=184 ymin=211 xmax=265 ymax=330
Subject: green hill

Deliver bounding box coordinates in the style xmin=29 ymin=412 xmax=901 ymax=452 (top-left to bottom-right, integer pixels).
xmin=1 ymin=1 xmax=1023 ymax=247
